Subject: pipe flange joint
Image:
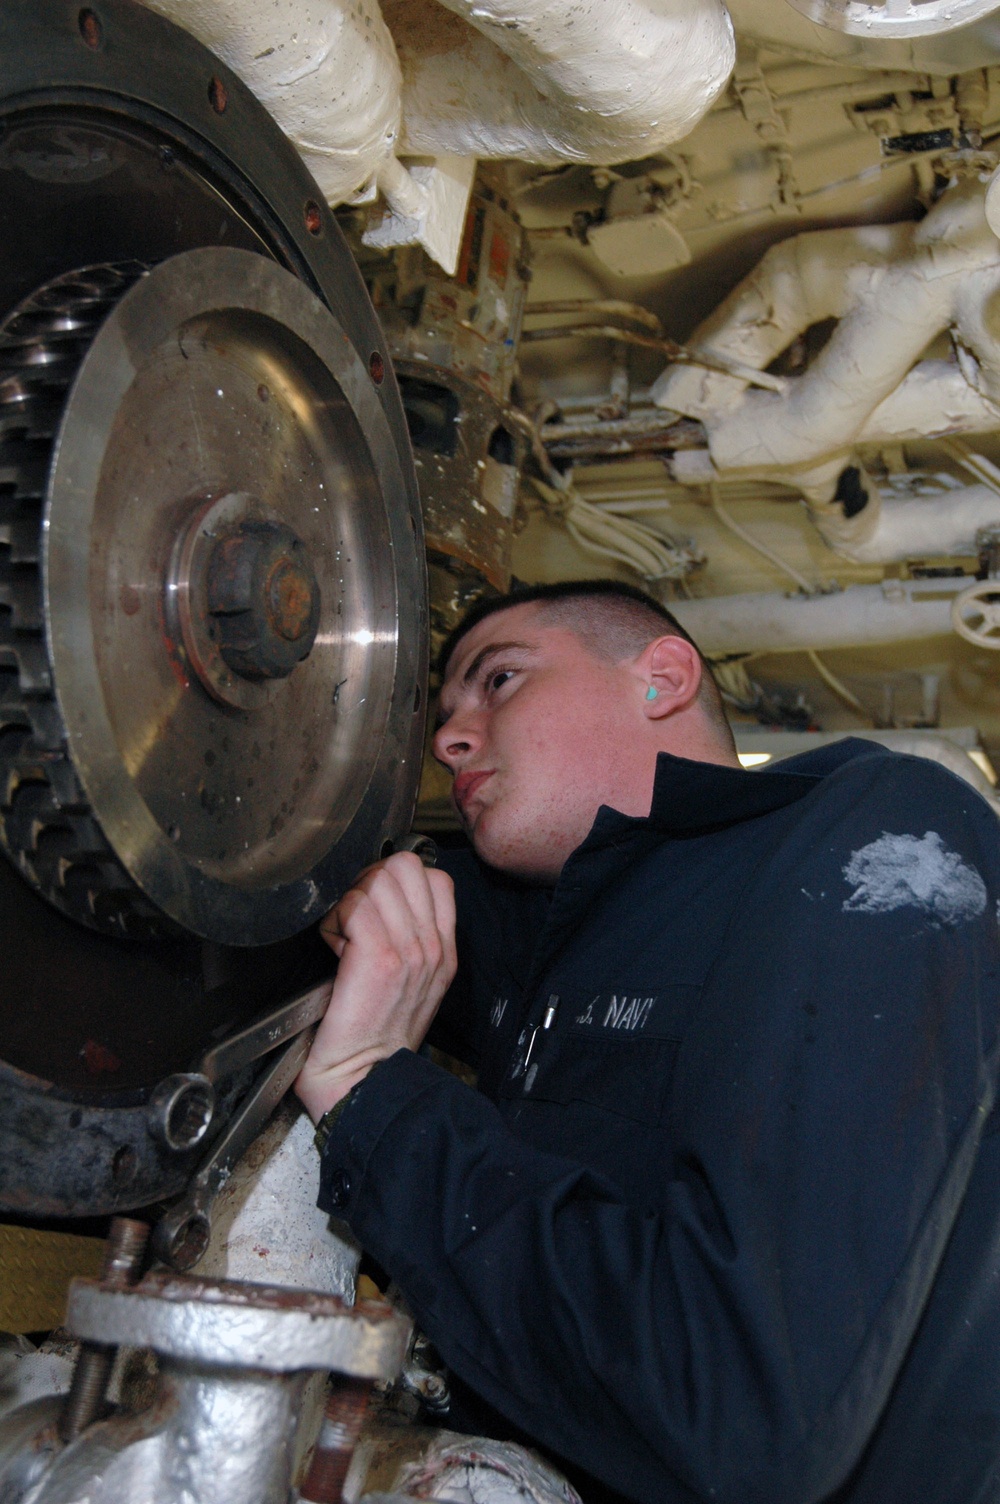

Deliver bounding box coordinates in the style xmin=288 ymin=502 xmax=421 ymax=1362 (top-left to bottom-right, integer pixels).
xmin=66 ymin=1273 xmax=411 ymax=1379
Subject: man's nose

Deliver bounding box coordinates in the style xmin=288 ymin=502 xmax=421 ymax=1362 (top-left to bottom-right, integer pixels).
xmin=432 ymin=710 xmax=479 ymax=768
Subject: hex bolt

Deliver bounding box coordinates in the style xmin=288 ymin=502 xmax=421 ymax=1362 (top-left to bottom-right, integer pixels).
xmin=298 ymin=1376 xmax=373 ymax=1503
xmin=166 ymin=1211 xmax=211 ymax=1272
xmin=60 ymin=1218 xmax=149 ymax=1442
xmin=150 ymin=1073 xmax=215 ymax=1152
xmin=206 ymin=521 xmax=320 ymax=681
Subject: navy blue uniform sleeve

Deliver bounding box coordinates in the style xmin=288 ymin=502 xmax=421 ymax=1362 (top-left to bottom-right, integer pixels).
xmin=424 ymin=845 xmax=487 ymax=1069
xmin=319 ymin=759 xmax=1000 ymax=1504
xmin=427 ymin=844 xmax=547 ymax=1071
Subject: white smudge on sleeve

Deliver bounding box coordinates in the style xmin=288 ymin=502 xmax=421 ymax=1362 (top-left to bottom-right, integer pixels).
xmin=842 ymin=831 xmax=987 ymax=924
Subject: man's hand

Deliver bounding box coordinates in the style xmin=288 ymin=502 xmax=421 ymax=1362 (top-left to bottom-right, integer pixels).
xmin=294 ymin=851 xmax=457 ymax=1124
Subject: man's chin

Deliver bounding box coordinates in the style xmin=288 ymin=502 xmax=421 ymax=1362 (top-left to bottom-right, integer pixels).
xmin=470 ymin=819 xmax=562 ymax=884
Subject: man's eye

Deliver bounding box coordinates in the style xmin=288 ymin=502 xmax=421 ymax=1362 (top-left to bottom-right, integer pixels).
xmin=488 ymin=669 xmax=515 ymax=692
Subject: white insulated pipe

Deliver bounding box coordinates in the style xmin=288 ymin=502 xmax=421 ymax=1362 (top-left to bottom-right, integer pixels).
xmin=652 ymin=184 xmax=1000 ymax=502
xmin=142 ymin=0 xmax=736 ymax=201
xmin=140 ymin=0 xmax=402 ymax=203
xmin=815 ymin=484 xmax=1000 ymax=564
xmin=385 ymin=0 xmax=736 ymax=164
xmin=858 ymin=360 xmax=1000 ymax=445
xmin=671 ymin=579 xmax=965 ymax=656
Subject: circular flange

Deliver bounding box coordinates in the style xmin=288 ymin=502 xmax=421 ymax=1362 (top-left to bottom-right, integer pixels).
xmin=67 ymin=1273 xmax=411 ymax=1379
xmin=782 ymin=0 xmax=1000 ymax=37
xmin=42 ymin=248 xmax=421 ymax=946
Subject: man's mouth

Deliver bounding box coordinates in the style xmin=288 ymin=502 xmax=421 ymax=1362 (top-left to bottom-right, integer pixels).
xmin=454 ymin=769 xmax=493 ymax=813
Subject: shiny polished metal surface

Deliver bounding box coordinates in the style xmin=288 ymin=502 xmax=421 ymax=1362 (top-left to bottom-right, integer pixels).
xmin=42 ymin=247 xmax=420 ymax=946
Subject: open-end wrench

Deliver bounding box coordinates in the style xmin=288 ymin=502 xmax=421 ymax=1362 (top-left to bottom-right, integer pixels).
xmin=152 ymin=833 xmax=437 ymax=1269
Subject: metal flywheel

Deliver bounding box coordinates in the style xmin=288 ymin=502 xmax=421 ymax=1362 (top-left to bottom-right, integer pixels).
xmin=0 ymin=0 xmax=427 ymax=1215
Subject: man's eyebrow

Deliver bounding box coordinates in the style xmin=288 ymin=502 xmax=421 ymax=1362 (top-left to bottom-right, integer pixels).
xmin=435 ymin=640 xmax=537 ymax=728
xmin=461 ymin=640 xmax=536 ymax=687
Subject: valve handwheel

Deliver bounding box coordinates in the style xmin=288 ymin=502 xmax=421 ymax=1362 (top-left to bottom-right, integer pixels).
xmin=951 ymin=579 xmax=1000 ymax=651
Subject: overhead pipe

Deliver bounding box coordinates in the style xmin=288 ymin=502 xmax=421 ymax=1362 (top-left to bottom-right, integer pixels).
xmin=143 ymin=0 xmax=737 ymax=268
xmin=385 ymin=0 xmax=735 ymax=164
xmin=671 ymin=579 xmax=965 ymax=656
xmin=651 ymin=183 xmax=1000 ymax=505
xmin=811 ymin=483 xmax=1000 ymax=564
xmin=140 ymin=0 xmax=402 ymax=204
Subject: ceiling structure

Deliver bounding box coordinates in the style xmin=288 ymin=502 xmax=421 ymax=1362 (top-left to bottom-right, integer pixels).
xmin=137 ymin=0 xmax=1000 ymax=787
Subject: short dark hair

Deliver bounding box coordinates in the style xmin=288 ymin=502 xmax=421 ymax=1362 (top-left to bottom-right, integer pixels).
xmin=439 ymin=579 xmax=735 ymax=750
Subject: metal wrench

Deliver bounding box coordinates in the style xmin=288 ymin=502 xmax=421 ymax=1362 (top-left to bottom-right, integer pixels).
xmin=152 ymin=833 xmax=437 ymax=1269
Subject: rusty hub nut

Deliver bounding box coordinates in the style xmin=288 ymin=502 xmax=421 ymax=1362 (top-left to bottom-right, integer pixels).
xmin=206 ymin=521 xmax=320 ymax=681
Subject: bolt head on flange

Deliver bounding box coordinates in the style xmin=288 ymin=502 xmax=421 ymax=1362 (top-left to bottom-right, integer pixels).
xmin=207 ymin=521 xmax=321 ymax=681
xmin=167 ymin=492 xmax=323 ymax=711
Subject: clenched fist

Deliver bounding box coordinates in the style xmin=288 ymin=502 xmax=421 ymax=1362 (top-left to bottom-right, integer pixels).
xmin=295 ymin=851 xmax=457 ymax=1123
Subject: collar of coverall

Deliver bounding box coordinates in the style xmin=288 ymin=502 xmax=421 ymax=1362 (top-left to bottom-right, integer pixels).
xmin=584 ymin=736 xmax=885 ymax=845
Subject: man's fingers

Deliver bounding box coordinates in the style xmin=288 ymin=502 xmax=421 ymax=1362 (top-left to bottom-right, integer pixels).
xmin=359 ymin=852 xmax=437 ymax=935
xmin=427 ymin=868 xmax=458 ymax=979
xmin=316 ymin=853 xmax=456 ymax=992
xmin=355 ymin=855 xmax=447 ymax=973
xmin=298 ymin=856 xmax=457 ymax=1122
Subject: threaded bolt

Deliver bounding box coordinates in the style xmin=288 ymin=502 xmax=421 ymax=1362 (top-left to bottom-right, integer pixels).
xmin=299 ymin=1377 xmax=373 ymax=1503
xmin=59 ymin=1218 xmax=149 ymax=1443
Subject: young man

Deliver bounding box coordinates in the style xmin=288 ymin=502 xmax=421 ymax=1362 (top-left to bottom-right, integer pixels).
xmin=296 ymin=580 xmax=1000 ymax=1504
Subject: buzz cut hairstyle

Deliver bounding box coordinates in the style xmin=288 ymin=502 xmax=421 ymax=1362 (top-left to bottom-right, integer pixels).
xmin=439 ymin=578 xmax=736 ymax=752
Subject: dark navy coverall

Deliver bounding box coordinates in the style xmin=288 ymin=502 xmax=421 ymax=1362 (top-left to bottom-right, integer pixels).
xmin=318 ymin=740 xmax=1000 ymax=1504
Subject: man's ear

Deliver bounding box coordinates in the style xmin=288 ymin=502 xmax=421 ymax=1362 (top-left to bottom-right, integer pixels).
xmin=633 ymin=635 xmax=702 ymax=719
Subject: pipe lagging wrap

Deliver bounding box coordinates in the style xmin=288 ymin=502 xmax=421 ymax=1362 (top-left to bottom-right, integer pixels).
xmin=671 ymin=579 xmax=966 ymax=656
xmin=652 ymin=183 xmax=1000 ymax=509
xmin=392 ymin=0 xmax=735 ymax=163
xmin=140 ymin=0 xmax=403 ymax=203
xmin=143 ymin=0 xmax=736 ymax=198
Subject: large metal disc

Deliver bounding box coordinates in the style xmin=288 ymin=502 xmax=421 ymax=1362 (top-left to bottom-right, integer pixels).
xmin=0 ymin=0 xmax=425 ymax=1216
xmin=37 ymin=248 xmax=423 ymax=946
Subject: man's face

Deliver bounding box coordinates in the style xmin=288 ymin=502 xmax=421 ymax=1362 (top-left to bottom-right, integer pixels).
xmin=433 ymin=604 xmax=650 ymax=881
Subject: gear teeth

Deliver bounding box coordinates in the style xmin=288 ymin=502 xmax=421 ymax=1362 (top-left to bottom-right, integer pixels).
xmin=0 ymin=640 xmax=52 ymax=694
xmin=0 ymin=262 xmax=171 ymax=940
xmin=0 ymin=570 xmax=42 ymax=629
xmin=0 ymin=400 xmax=61 ymax=443
xmin=9 ymin=511 xmax=43 ymax=563
xmin=0 ymin=456 xmax=48 ymax=499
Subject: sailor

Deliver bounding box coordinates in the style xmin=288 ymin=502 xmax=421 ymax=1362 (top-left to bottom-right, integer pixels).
xmin=296 ymin=578 xmax=1000 ymax=1504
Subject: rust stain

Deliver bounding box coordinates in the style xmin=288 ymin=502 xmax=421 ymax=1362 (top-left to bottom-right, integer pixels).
xmin=81 ymin=1038 xmax=122 ymax=1075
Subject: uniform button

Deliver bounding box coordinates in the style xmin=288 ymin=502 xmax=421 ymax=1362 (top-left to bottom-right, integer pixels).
xmin=327 ymin=1168 xmax=352 ymax=1209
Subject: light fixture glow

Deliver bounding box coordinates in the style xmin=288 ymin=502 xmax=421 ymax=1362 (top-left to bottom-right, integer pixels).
xmin=968 ymin=748 xmax=998 ymax=785
xmin=738 ymin=751 xmax=773 ymax=768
